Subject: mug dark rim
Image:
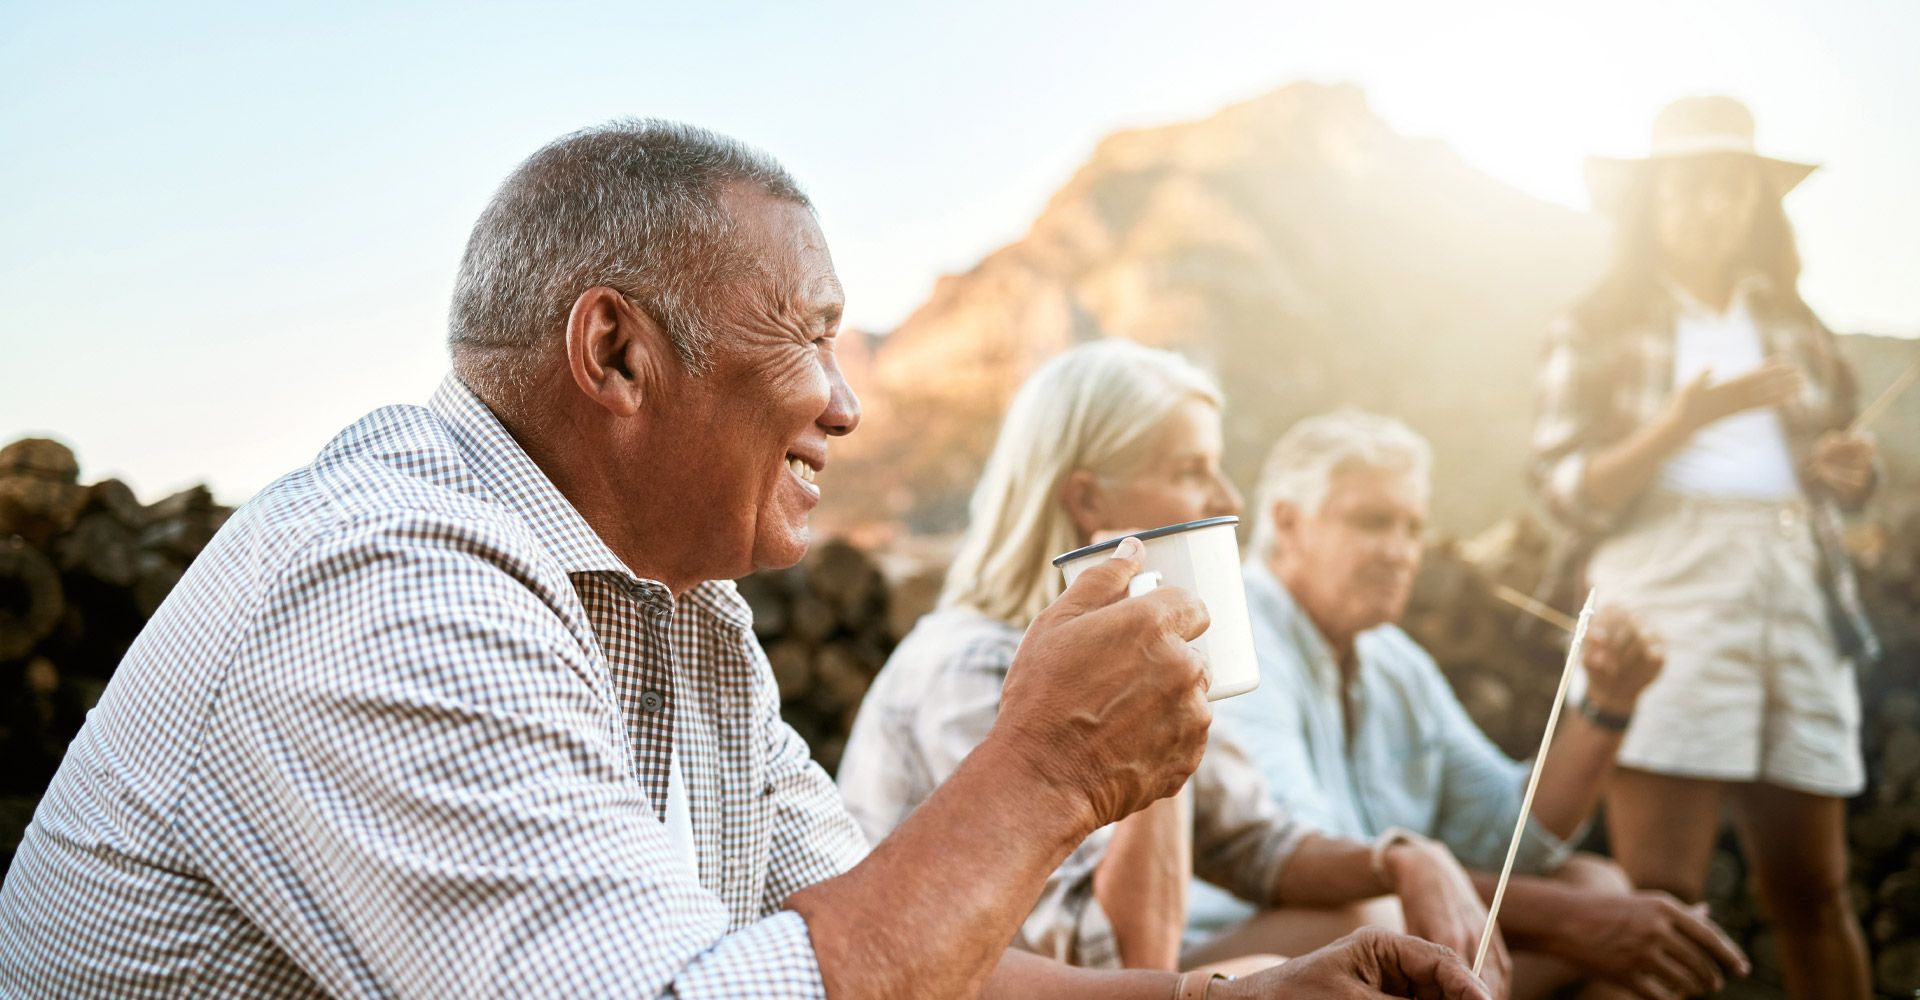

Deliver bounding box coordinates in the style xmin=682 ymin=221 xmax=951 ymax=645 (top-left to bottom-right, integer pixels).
xmin=1049 ymin=515 xmax=1240 ymax=568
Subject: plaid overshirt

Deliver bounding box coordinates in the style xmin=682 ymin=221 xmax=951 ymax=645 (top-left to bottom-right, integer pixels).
xmin=0 ymin=375 xmax=869 ymax=998
xmin=1529 ymin=278 xmax=1877 ymax=659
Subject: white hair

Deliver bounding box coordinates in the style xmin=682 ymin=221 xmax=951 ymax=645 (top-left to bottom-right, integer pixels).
xmin=1250 ymin=410 xmax=1432 ymax=557
xmin=447 ymin=119 xmax=809 ymax=399
xmin=939 ymin=340 xmax=1223 ymax=627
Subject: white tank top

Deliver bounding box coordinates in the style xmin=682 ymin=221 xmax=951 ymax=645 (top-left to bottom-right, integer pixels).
xmin=1654 ymin=295 xmax=1802 ymax=500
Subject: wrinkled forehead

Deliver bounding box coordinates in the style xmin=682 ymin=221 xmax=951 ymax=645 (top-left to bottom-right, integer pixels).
xmin=1326 ymin=459 xmax=1430 ymax=511
xmin=719 ymin=182 xmax=844 ymax=312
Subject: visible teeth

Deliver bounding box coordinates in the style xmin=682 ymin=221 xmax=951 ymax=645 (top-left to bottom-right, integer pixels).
xmin=788 ymin=457 xmax=817 ymax=485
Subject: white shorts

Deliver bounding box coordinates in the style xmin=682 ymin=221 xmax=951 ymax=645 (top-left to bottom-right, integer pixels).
xmin=1584 ymin=494 xmax=1864 ymax=797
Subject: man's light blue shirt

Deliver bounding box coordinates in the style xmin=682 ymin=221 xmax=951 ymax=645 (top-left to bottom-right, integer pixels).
xmin=1192 ymin=559 xmax=1578 ymax=936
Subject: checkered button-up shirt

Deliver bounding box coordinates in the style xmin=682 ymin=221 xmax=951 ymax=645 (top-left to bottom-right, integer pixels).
xmin=0 ymin=375 xmax=869 ymax=998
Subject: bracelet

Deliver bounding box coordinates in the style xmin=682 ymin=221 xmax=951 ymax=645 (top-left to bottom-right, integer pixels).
xmin=1174 ymin=970 xmax=1228 ymax=1000
xmin=1577 ymin=695 xmax=1634 ymax=733
xmin=1368 ymin=826 xmax=1421 ymax=892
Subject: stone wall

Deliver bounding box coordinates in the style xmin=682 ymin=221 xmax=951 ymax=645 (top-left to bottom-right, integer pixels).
xmin=2 ymin=437 xmax=1914 ymax=994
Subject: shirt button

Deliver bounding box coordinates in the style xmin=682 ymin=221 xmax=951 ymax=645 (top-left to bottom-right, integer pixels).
xmin=640 ymin=690 xmax=665 ymax=713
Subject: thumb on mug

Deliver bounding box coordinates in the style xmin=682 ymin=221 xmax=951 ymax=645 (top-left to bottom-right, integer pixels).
xmin=1050 ymin=536 xmax=1146 ymax=619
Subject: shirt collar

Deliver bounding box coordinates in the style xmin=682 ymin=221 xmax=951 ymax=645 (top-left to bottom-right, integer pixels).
xmin=1243 ymin=558 xmax=1347 ymax=695
xmin=428 ymin=373 xmax=634 ymax=579
xmin=428 ymin=374 xmax=755 ymax=632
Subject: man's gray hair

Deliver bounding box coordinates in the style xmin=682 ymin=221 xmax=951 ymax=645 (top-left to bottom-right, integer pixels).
xmin=447 ymin=118 xmax=809 ymax=392
xmin=1249 ymin=409 xmax=1433 ymax=556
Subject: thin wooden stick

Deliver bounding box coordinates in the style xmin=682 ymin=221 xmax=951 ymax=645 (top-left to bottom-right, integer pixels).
xmin=1492 ymin=584 xmax=1576 ymax=634
xmin=1851 ymin=358 xmax=1920 ymax=435
xmin=1471 ymin=588 xmax=1597 ymax=979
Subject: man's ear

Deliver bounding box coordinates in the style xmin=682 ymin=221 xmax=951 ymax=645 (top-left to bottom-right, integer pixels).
xmin=1060 ymin=469 xmax=1108 ymax=540
xmin=564 ymin=287 xmax=674 ymax=417
xmin=1267 ymin=499 xmax=1302 ymax=549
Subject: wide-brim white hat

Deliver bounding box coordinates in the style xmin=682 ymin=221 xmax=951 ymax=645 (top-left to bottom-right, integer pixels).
xmin=1587 ymin=95 xmax=1818 ymax=213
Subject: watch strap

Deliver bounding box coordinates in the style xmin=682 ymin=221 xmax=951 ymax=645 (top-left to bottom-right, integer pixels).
xmin=1577 ymin=695 xmax=1634 ymax=732
xmin=1175 ymin=970 xmax=1228 ymax=1000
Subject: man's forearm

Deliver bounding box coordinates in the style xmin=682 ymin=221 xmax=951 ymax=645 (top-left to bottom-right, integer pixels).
xmin=1269 ymin=834 xmax=1389 ymax=905
xmin=784 ymin=738 xmax=1100 ymax=1000
xmin=1468 ymin=871 xmax=1582 ymax=955
xmin=981 ymin=949 xmax=1179 ymax=999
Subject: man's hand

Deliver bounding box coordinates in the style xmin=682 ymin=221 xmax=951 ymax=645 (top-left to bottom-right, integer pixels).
xmin=1385 ymin=839 xmax=1511 ymax=999
xmin=1214 ymin=928 xmax=1493 ymax=1000
xmin=1555 ymin=892 xmax=1749 ymax=999
xmin=1807 ymin=429 xmax=1876 ymax=505
xmin=1580 ymin=608 xmax=1665 ymax=716
xmin=1666 ymin=359 xmax=1802 ymax=434
xmin=990 ymin=536 xmax=1213 ymax=829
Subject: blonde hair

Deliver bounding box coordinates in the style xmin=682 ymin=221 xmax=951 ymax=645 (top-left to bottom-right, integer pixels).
xmin=939 ymin=340 xmax=1223 ymax=627
xmin=1249 ymin=409 xmax=1432 ymax=558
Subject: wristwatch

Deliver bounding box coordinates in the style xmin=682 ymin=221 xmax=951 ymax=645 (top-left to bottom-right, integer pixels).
xmin=1369 ymin=826 xmax=1423 ymax=891
xmin=1577 ymin=695 xmax=1634 ymax=733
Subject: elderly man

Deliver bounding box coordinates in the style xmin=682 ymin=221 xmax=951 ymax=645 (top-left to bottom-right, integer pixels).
xmin=0 ymin=124 xmax=1487 ymax=999
xmin=1204 ymin=411 xmax=1752 ymax=1000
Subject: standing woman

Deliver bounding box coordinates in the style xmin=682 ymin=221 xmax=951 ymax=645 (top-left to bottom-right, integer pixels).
xmin=1531 ymin=96 xmax=1877 ymax=1000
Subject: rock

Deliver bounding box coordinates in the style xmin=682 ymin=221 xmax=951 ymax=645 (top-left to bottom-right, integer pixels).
xmin=767 ymin=640 xmax=814 ymax=701
xmin=0 ymin=439 xmax=78 ymax=482
xmin=787 ymin=593 xmax=838 ymax=645
xmin=0 ymin=537 xmax=65 ymax=660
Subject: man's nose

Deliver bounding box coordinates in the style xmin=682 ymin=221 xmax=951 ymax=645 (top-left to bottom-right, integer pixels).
xmin=820 ymin=357 xmax=861 ymax=437
xmin=1387 ymin=527 xmax=1423 ymax=567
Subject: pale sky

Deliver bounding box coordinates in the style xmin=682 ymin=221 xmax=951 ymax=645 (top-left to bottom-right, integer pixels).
xmin=3 ymin=0 xmax=1916 ymax=502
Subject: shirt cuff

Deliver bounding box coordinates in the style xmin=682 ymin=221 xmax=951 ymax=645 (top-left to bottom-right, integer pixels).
xmin=1243 ymin=821 xmax=1318 ymax=908
xmin=674 ymin=910 xmax=829 ymax=1000
xmin=1512 ymin=813 xmax=1584 ymax=878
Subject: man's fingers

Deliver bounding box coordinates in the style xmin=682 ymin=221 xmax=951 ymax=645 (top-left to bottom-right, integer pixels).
xmin=1652 ymin=944 xmax=1714 ymax=996
xmin=1135 ymin=585 xmax=1211 ymax=643
xmin=1371 ymin=932 xmax=1493 ymax=1000
xmin=1399 ymin=905 xmax=1469 ymax=960
xmin=1663 ymin=939 xmax=1724 ymax=995
xmin=1675 ymin=905 xmax=1750 ymax=976
xmin=1047 ymin=537 xmax=1146 ymax=619
xmin=1627 ymin=971 xmax=1681 ymax=1000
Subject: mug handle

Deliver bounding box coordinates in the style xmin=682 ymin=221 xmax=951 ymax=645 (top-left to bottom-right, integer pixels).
xmin=1127 ymin=571 xmax=1163 ymax=599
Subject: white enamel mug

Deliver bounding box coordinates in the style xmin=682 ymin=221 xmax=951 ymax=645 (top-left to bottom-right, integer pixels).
xmin=1051 ymin=516 xmax=1261 ymax=701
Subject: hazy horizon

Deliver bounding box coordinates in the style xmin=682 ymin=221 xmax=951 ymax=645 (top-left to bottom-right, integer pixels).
xmin=4 ymin=0 xmax=1916 ymax=502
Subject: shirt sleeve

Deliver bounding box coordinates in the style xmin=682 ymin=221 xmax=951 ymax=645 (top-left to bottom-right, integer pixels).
xmin=1189 ymin=730 xmax=1316 ymax=907
xmin=1209 ymin=652 xmax=1345 ymax=836
xmin=1530 ymin=313 xmax=1622 ymax=534
xmin=1408 ymin=638 xmax=1577 ymax=877
xmin=758 ymin=668 xmax=873 ymax=910
xmin=904 ymin=635 xmax=1126 ymax=969
xmin=190 ymin=510 xmax=829 ymax=1000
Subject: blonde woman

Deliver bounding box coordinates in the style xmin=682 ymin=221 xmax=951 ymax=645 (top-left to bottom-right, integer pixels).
xmin=837 ymin=340 xmax=1508 ymax=987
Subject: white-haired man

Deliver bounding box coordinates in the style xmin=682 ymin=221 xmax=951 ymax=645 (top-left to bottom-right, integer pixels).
xmin=0 ymin=125 xmax=1488 ymax=999
xmin=1205 ymin=411 xmax=1753 ymax=1000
